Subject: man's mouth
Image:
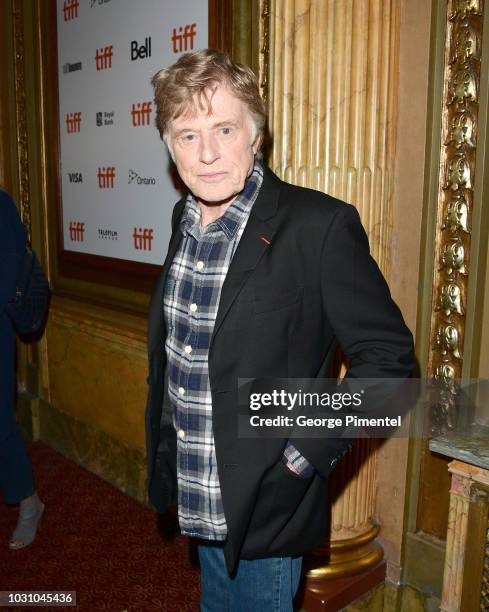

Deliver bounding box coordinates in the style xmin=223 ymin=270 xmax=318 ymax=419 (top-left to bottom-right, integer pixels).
xmin=198 ymin=172 xmax=227 ymax=182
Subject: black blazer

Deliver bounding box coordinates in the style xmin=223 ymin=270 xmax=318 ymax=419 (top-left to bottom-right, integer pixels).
xmin=145 ymin=166 xmax=414 ymax=573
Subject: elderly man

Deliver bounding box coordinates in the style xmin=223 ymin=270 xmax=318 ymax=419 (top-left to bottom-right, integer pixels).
xmin=146 ymin=49 xmax=414 ymax=611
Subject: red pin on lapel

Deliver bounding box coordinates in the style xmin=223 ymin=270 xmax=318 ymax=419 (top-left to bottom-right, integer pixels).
xmin=260 ymin=236 xmax=271 ymax=245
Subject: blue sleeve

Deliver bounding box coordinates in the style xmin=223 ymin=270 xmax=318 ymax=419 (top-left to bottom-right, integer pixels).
xmin=0 ymin=191 xmax=27 ymax=304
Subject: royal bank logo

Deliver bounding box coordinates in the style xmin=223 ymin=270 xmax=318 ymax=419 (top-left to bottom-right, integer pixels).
xmin=128 ymin=169 xmax=156 ymax=186
xmin=97 ymin=228 xmax=118 ymax=240
xmin=63 ymin=61 xmax=82 ymax=74
xmin=96 ymin=110 xmax=115 ymax=126
xmin=67 ymin=171 xmax=83 ymax=183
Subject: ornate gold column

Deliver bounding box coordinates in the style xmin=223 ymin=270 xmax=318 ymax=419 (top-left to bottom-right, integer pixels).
xmin=262 ymin=1 xmax=400 ymax=604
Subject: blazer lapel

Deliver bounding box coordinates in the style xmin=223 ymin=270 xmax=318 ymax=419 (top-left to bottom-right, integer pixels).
xmin=147 ymin=200 xmax=185 ymax=357
xmin=210 ymin=166 xmax=282 ymax=347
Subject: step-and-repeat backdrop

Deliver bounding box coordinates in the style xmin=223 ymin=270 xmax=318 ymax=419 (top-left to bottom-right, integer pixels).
xmin=57 ymin=0 xmax=208 ymax=264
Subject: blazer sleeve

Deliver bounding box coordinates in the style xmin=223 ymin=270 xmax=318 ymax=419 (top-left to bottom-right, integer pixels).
xmin=0 ymin=191 xmax=26 ymax=307
xmin=290 ymin=203 xmax=415 ymax=479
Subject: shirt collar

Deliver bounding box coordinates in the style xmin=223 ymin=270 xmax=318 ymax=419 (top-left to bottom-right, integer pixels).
xmin=180 ymin=159 xmax=264 ymax=240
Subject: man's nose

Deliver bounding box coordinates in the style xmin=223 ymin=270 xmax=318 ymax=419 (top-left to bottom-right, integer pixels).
xmin=199 ymin=133 xmax=220 ymax=164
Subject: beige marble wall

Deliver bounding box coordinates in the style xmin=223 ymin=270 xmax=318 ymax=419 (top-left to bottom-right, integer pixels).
xmin=45 ymin=297 xmax=148 ymax=451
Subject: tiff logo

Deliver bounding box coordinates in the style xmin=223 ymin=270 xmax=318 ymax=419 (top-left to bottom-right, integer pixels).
xmin=66 ymin=112 xmax=81 ymax=133
xmin=130 ymin=37 xmax=151 ymax=61
xmin=131 ymin=101 xmax=152 ymax=127
xmin=172 ymin=23 xmax=196 ymax=53
xmin=63 ymin=0 xmax=79 ymax=21
xmin=95 ymin=45 xmax=113 ymax=70
xmin=133 ymin=227 xmax=154 ymax=251
xmin=69 ymin=221 xmax=85 ymax=241
xmin=97 ymin=167 xmax=116 ymax=188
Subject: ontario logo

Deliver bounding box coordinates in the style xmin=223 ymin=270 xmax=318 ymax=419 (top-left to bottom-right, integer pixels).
xmin=128 ymin=169 xmax=156 ymax=186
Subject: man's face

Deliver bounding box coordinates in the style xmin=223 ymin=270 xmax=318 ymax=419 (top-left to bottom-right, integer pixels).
xmin=167 ymin=85 xmax=260 ymax=206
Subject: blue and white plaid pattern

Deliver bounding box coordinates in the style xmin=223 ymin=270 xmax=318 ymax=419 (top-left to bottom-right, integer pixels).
xmin=163 ymin=161 xmax=264 ymax=540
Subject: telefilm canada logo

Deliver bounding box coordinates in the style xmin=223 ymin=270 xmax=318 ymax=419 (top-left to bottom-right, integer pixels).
xmin=63 ymin=0 xmax=78 ymax=21
xmin=133 ymin=228 xmax=154 ymax=251
xmin=97 ymin=167 xmax=116 ymax=189
xmin=69 ymin=221 xmax=85 ymax=242
xmin=172 ymin=23 xmax=197 ymax=53
xmin=97 ymin=228 xmax=118 ymax=241
xmin=130 ymin=37 xmax=151 ymax=61
xmin=96 ymin=111 xmax=115 ymax=127
xmin=128 ymin=169 xmax=156 ymax=186
xmin=95 ymin=45 xmax=113 ymax=70
xmin=131 ymin=102 xmax=152 ymax=127
xmin=63 ymin=61 xmax=82 ymax=74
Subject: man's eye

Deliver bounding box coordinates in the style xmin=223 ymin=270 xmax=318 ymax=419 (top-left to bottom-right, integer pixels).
xmin=221 ymin=127 xmax=232 ymax=135
xmin=183 ymin=134 xmax=196 ymax=142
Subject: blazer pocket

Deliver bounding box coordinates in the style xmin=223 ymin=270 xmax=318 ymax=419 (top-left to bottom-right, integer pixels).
xmin=253 ymin=287 xmax=303 ymax=314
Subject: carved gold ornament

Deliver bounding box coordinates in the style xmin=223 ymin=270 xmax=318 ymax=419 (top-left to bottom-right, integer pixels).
xmin=429 ymin=0 xmax=483 ymax=429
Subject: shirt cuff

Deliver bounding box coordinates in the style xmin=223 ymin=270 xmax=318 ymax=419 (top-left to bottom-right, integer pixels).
xmin=283 ymin=442 xmax=315 ymax=477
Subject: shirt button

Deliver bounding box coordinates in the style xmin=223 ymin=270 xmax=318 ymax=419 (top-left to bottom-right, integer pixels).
xmin=190 ymin=303 xmax=198 ymax=312
xmin=184 ymin=345 xmax=192 ymax=354
xmin=177 ymin=429 xmax=185 ymax=440
xmin=330 ymin=458 xmax=338 ymax=467
xmin=196 ymin=261 xmax=204 ymax=270
xmin=178 ymin=387 xmax=185 ymax=396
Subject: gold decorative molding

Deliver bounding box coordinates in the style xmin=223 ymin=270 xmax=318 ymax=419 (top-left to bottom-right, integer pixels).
xmin=12 ymin=0 xmax=31 ymax=242
xmin=258 ymin=0 xmax=270 ymax=107
xmin=266 ymin=0 xmax=399 ymax=274
xmin=428 ymin=0 xmax=485 ymax=435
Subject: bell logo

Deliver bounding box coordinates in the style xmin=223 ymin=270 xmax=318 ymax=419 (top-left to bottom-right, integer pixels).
xmin=130 ymin=37 xmax=151 ymax=61
xmin=133 ymin=227 xmax=154 ymax=251
xmin=131 ymin=101 xmax=152 ymax=127
xmin=95 ymin=45 xmax=114 ymax=70
xmin=172 ymin=23 xmax=197 ymax=53
xmin=97 ymin=167 xmax=116 ymax=188
xmin=69 ymin=221 xmax=85 ymax=241
xmin=66 ymin=112 xmax=82 ymax=133
xmin=63 ymin=0 xmax=79 ymax=21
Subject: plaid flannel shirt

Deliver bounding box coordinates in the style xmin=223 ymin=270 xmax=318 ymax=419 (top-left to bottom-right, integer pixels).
xmin=163 ymin=160 xmax=312 ymax=540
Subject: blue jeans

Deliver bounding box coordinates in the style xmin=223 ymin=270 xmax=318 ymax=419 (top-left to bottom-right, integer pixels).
xmin=198 ymin=542 xmax=302 ymax=612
